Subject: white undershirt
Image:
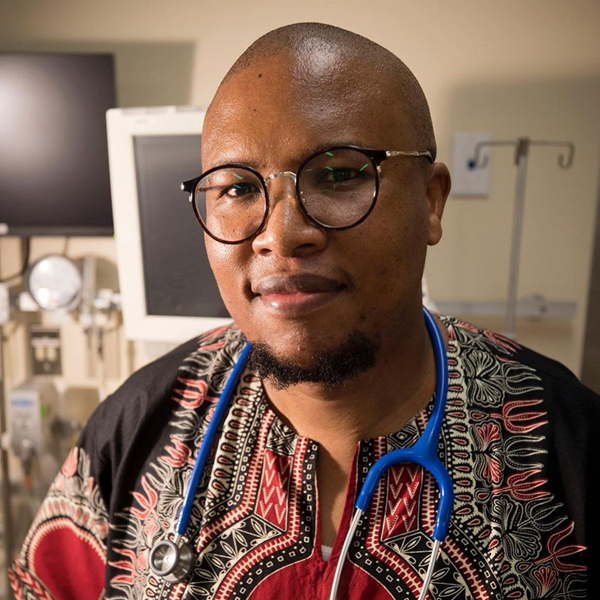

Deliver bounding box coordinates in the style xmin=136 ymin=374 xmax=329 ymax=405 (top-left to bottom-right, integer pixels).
xmin=322 ymin=545 xmax=333 ymax=561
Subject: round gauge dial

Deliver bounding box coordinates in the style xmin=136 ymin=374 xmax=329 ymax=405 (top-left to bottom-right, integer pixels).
xmin=27 ymin=255 xmax=82 ymax=312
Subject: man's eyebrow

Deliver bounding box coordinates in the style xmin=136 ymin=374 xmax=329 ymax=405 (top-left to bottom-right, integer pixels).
xmin=207 ymin=157 xmax=262 ymax=170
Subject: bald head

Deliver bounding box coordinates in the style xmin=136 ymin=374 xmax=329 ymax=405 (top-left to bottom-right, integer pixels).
xmin=200 ymin=23 xmax=451 ymax=385
xmin=210 ymin=22 xmax=436 ymax=158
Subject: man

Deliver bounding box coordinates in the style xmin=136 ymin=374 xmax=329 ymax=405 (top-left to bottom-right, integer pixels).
xmin=10 ymin=23 xmax=600 ymax=600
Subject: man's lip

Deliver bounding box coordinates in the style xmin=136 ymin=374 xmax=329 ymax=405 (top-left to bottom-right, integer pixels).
xmin=252 ymin=274 xmax=343 ymax=296
xmin=251 ymin=274 xmax=346 ymax=315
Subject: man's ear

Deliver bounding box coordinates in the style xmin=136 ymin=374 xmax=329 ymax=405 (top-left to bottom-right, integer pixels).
xmin=426 ymin=162 xmax=451 ymax=246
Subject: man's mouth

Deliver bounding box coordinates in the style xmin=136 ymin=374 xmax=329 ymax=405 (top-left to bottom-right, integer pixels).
xmin=251 ymin=274 xmax=345 ymax=315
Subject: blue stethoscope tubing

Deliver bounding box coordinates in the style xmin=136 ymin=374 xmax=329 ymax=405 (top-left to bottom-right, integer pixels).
xmin=174 ymin=341 xmax=254 ymax=537
xmin=148 ymin=306 xmax=454 ymax=597
xmin=329 ymin=307 xmax=453 ymax=600
xmin=356 ymin=307 xmax=452 ymax=534
xmin=148 ymin=342 xmax=253 ymax=581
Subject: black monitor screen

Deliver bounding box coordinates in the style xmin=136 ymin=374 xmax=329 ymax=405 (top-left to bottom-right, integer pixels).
xmin=133 ymin=134 xmax=229 ymax=318
xmin=0 ymin=53 xmax=115 ymax=236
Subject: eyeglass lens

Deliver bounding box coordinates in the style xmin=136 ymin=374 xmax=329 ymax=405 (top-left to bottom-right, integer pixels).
xmin=193 ymin=148 xmax=377 ymax=243
xmin=299 ymin=148 xmax=376 ymax=228
xmin=195 ymin=168 xmax=266 ymax=243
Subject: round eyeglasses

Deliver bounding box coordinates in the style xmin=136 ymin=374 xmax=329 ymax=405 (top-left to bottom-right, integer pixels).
xmin=182 ymin=145 xmax=433 ymax=244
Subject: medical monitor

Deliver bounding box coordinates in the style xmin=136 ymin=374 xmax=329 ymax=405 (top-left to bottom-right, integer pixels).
xmin=0 ymin=52 xmax=115 ymax=236
xmin=106 ymin=106 xmax=231 ymax=342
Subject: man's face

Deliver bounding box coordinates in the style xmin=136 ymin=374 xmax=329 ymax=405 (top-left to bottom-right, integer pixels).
xmin=202 ymin=54 xmax=447 ymax=374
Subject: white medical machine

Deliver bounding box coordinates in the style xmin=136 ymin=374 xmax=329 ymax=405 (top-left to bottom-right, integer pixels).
xmin=106 ymin=106 xmax=231 ymax=343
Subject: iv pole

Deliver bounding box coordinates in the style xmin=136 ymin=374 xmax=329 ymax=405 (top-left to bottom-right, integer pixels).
xmin=0 ymin=240 xmax=15 ymax=599
xmin=472 ymin=138 xmax=575 ymax=339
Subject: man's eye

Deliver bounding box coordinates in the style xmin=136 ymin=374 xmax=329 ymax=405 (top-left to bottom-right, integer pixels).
xmin=315 ymin=165 xmax=372 ymax=187
xmin=224 ymin=182 xmax=257 ymax=197
xmin=322 ymin=167 xmax=357 ymax=183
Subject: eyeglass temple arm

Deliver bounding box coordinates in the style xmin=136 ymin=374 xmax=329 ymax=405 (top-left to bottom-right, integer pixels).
xmin=182 ymin=178 xmax=221 ymax=203
xmin=386 ymin=150 xmax=434 ymax=163
xmin=181 ymin=180 xmax=195 ymax=199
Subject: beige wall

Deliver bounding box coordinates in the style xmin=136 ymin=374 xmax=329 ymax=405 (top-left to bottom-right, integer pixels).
xmin=1 ymin=0 xmax=599 ymax=400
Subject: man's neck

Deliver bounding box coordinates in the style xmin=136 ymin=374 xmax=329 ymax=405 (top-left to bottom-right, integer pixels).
xmin=261 ymin=312 xmax=448 ymax=547
xmin=262 ymin=313 xmax=448 ymax=450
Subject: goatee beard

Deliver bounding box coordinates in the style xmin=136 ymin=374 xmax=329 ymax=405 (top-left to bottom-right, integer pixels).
xmin=250 ymin=331 xmax=381 ymax=390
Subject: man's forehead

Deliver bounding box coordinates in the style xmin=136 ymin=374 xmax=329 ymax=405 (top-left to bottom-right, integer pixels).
xmin=206 ymin=54 xmax=378 ymax=123
xmin=203 ymin=54 xmax=414 ymax=166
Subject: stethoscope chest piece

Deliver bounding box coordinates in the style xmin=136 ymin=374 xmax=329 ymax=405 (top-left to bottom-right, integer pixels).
xmin=149 ymin=538 xmax=194 ymax=583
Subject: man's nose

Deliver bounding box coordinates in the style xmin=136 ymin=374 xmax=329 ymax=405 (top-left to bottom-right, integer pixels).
xmin=252 ymin=175 xmax=328 ymax=257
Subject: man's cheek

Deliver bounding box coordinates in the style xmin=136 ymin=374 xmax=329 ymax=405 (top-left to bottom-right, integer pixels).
xmin=206 ymin=243 xmax=243 ymax=288
xmin=205 ymin=254 xmax=244 ymax=319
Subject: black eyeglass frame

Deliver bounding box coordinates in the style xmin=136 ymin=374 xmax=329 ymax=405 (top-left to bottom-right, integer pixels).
xmin=182 ymin=145 xmax=434 ymax=245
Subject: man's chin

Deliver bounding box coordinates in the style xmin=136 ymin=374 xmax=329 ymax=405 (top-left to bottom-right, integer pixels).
xmin=249 ymin=331 xmax=381 ymax=390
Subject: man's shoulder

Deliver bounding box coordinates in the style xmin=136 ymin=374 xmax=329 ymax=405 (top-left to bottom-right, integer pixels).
xmin=443 ymin=314 xmax=599 ymax=404
xmin=99 ymin=323 xmax=246 ymax=419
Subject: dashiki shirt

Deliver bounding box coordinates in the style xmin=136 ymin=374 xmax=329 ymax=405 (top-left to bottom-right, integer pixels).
xmin=10 ymin=317 xmax=600 ymax=600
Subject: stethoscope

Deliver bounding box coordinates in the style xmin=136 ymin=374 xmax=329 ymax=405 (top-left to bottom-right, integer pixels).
xmin=149 ymin=307 xmax=453 ymax=600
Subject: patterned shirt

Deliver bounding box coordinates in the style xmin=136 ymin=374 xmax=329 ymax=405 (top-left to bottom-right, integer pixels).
xmin=10 ymin=317 xmax=600 ymax=599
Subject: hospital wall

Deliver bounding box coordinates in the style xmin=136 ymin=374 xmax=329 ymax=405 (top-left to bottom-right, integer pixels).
xmin=0 ymin=0 xmax=599 ymax=401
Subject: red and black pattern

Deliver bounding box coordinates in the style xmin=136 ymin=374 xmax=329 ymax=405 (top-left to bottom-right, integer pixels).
xmin=10 ymin=317 xmax=600 ymax=599
xmin=9 ymin=447 xmax=108 ymax=600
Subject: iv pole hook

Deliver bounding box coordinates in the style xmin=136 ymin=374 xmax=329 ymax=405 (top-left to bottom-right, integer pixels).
xmin=468 ymin=137 xmax=575 ymax=340
xmin=471 ymin=139 xmax=575 ymax=170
